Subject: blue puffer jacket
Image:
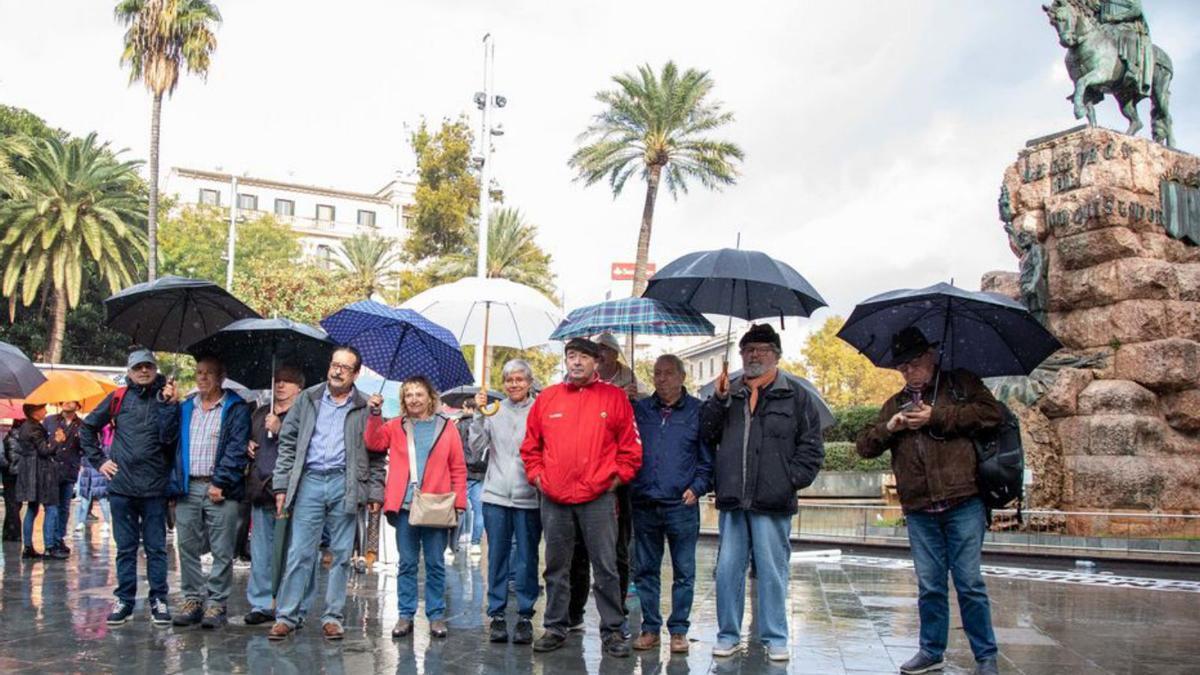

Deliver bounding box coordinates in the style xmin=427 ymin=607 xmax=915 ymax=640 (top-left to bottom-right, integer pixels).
xmin=631 ymin=391 xmax=713 ymax=506
xmin=166 ymin=390 xmax=251 ymax=501
xmin=81 ymin=375 xmax=179 ymax=499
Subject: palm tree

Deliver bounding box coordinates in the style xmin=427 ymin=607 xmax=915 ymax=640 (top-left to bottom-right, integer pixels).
xmin=569 ymin=61 xmax=744 ymax=296
xmin=0 ymin=134 xmax=147 ymax=363
xmin=115 ymin=0 xmax=221 ymax=281
xmin=433 ymin=207 xmax=556 ymax=296
xmin=0 ymin=135 xmax=30 ymax=199
xmin=337 ymin=234 xmax=402 ymax=299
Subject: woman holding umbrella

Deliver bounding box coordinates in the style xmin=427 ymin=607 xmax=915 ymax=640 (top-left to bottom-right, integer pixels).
xmin=364 ymin=376 xmax=467 ymax=640
xmin=12 ymin=403 xmax=62 ymax=559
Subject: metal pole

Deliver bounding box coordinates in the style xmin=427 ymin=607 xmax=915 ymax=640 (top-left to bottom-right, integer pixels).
xmin=225 ymin=174 xmax=239 ymax=290
xmin=473 ymin=34 xmax=494 ymax=387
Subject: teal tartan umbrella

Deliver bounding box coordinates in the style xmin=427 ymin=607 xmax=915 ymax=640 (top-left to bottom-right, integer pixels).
xmin=551 ymin=297 xmax=716 ymax=364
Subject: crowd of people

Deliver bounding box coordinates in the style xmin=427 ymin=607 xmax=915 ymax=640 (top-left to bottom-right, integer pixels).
xmin=0 ymin=322 xmax=1005 ymax=674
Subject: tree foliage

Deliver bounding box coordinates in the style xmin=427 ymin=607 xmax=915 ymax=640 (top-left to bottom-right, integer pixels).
xmin=235 ymin=260 xmax=366 ymax=327
xmin=430 ymin=207 xmax=556 ymax=296
xmin=404 ymin=117 xmax=480 ymax=261
xmin=801 ymin=316 xmax=903 ymax=408
xmin=336 ymin=233 xmax=401 ymax=299
xmin=159 ymin=205 xmax=300 ymax=287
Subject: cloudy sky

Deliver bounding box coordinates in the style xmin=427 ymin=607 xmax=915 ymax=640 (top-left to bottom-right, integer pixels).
xmin=3 ymin=0 xmax=1199 ymax=352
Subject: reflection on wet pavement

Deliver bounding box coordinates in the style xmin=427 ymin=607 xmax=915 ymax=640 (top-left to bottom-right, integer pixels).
xmin=1 ymin=515 xmax=1197 ymax=674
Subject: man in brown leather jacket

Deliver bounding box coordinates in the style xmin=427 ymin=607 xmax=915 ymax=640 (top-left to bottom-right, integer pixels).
xmin=857 ymin=327 xmax=1003 ymax=675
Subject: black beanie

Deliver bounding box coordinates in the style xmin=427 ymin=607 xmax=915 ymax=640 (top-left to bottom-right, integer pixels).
xmin=564 ymin=337 xmax=601 ymax=359
xmin=739 ymin=323 xmax=781 ymax=350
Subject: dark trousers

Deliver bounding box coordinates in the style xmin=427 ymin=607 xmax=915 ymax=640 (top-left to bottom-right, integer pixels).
xmin=109 ymin=494 xmax=169 ymax=603
xmin=2 ymin=472 xmax=21 ymax=541
xmin=234 ymin=496 xmax=252 ymax=560
xmin=568 ymin=484 xmax=631 ymax=622
xmin=542 ymin=491 xmax=623 ymax=638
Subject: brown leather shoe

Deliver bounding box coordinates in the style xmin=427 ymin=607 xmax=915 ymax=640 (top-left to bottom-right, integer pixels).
xmin=430 ymin=620 xmax=448 ymax=638
xmin=391 ymin=619 xmax=413 ymax=638
xmin=633 ymin=631 xmax=660 ymax=650
xmin=322 ymin=622 xmax=344 ymax=640
xmin=669 ymin=634 xmax=689 ymax=654
xmin=267 ymin=622 xmax=293 ymax=641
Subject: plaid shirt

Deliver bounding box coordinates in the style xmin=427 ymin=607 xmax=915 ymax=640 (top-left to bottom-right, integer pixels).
xmin=188 ymin=394 xmax=225 ymax=478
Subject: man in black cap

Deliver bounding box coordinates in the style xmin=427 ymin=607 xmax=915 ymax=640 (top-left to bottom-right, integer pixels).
xmin=702 ymin=323 xmax=824 ymax=662
xmin=856 ymin=327 xmax=1004 ymax=675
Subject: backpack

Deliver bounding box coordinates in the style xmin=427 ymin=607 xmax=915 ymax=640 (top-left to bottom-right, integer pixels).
xmin=946 ymin=374 xmax=1025 ymax=522
xmin=108 ymin=387 xmax=128 ymax=430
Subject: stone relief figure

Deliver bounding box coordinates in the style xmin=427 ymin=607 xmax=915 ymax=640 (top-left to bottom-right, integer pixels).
xmin=1043 ymin=0 xmax=1174 ymax=146
xmin=999 ymin=185 xmax=1050 ymax=326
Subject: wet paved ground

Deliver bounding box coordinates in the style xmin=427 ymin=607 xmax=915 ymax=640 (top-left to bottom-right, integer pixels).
xmin=1 ymin=513 xmax=1198 ymax=674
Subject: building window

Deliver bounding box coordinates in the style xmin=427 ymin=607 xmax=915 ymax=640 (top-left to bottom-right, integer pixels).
xmin=237 ymin=193 xmax=258 ymax=211
xmin=199 ymin=188 xmax=221 ymax=206
xmin=709 ymin=358 xmax=715 ymax=378
xmin=357 ymin=209 xmax=376 ymax=228
xmin=274 ymin=199 xmax=295 ymax=217
xmin=316 ymin=204 xmax=335 ymax=222
xmin=699 ymin=361 xmax=704 ymax=380
xmin=316 ymin=244 xmax=336 ymax=268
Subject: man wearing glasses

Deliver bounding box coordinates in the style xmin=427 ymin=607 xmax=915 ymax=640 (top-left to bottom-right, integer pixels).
xmin=268 ymin=347 xmax=386 ymax=641
xmin=701 ymin=324 xmax=825 ymax=662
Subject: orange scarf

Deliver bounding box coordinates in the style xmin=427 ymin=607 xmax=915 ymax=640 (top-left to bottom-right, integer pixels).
xmin=744 ymin=367 xmax=778 ymax=414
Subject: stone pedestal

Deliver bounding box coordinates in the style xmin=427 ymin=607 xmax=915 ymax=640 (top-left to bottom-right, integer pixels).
xmin=999 ymin=127 xmax=1200 ymax=516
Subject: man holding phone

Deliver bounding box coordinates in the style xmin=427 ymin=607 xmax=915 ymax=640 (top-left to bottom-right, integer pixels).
xmin=856 ymin=327 xmax=1004 ymax=675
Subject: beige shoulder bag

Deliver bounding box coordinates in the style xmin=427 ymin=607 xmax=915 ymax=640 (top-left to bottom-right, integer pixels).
xmin=405 ymin=419 xmax=459 ymax=529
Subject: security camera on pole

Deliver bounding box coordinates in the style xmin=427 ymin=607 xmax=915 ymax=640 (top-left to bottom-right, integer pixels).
xmin=472 ymin=33 xmax=508 ymax=387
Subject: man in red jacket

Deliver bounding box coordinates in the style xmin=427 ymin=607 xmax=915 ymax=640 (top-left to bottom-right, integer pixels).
xmin=521 ymin=337 xmax=642 ymax=657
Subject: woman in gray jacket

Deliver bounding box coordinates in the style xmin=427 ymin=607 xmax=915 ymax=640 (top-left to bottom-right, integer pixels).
xmin=468 ymin=359 xmax=541 ymax=646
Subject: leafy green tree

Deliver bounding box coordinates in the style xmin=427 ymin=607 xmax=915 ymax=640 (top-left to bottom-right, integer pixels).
xmin=336 ymin=233 xmax=401 ymax=299
xmin=404 ymin=117 xmax=480 ymax=261
xmin=158 ymin=205 xmax=299 ymax=286
xmin=0 ymin=135 xmax=29 ymax=200
xmin=115 ymin=0 xmax=221 ymax=281
xmin=0 ymin=105 xmax=62 ymax=200
xmin=431 ymin=207 xmax=556 ymax=296
xmin=570 ymin=61 xmax=744 ymax=295
xmin=0 ymin=133 xmax=147 ymax=363
xmin=801 ymin=316 xmax=903 ymax=408
xmin=236 ymin=260 xmax=366 ymax=326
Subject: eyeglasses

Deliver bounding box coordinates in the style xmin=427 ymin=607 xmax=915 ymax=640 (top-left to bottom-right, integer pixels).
xmin=130 ymin=363 xmax=156 ymax=371
xmin=329 ymin=363 xmax=357 ymax=374
xmin=740 ymin=346 xmax=776 ymax=357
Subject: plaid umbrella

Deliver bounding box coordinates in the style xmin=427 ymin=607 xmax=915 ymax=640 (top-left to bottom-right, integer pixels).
xmin=551 ymin=297 xmax=715 ymax=340
xmin=320 ymin=301 xmax=473 ymax=392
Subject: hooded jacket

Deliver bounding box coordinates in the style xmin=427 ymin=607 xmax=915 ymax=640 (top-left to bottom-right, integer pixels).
xmin=81 ymin=374 xmax=179 ymax=499
xmin=467 ymin=396 xmax=538 ymax=510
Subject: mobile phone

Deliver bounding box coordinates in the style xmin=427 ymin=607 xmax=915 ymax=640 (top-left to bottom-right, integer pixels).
xmin=898 ymin=399 xmax=917 ymax=413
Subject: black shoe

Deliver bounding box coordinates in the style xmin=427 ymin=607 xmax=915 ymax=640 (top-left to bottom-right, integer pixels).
xmin=45 ymin=546 xmax=69 ymax=560
xmin=201 ymin=605 xmax=228 ymax=629
xmin=244 ymin=609 xmax=274 ymax=625
xmin=900 ymin=652 xmax=945 ymax=674
xmin=533 ymin=632 xmax=567 ymax=653
xmin=21 ymin=546 xmax=41 ymax=559
xmin=512 ymin=618 xmax=534 ymax=645
xmin=150 ymin=598 xmax=171 ymax=625
xmin=54 ymin=543 xmax=71 ymax=554
xmin=567 ymin=617 xmax=585 ymax=632
xmin=172 ymin=600 xmax=204 ymax=626
xmin=489 ymin=616 xmax=508 ymax=643
xmin=603 ymin=633 xmax=631 ymax=658
xmin=107 ymin=600 xmax=134 ymax=625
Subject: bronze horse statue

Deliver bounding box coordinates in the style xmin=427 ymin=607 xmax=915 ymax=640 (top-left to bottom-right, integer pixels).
xmin=1043 ymin=0 xmax=1174 ymax=147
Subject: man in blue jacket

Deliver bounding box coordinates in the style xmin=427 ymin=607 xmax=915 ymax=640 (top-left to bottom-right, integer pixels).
xmin=164 ymin=354 xmax=251 ymax=629
xmin=630 ymin=354 xmax=712 ymax=655
xmin=81 ymin=349 xmax=180 ymax=626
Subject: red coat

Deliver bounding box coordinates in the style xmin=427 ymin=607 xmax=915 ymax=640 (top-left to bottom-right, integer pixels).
xmin=520 ymin=376 xmax=642 ymax=505
xmin=365 ymin=413 xmax=467 ymax=514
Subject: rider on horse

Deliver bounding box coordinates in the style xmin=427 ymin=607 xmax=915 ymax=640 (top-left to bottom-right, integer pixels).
xmin=1093 ymin=0 xmax=1153 ymax=96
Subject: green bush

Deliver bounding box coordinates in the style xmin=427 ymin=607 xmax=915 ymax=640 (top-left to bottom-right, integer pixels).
xmin=822 ymin=441 xmax=891 ymax=472
xmin=823 ymin=406 xmax=882 ymax=442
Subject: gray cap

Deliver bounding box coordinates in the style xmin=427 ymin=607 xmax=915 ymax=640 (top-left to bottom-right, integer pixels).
xmin=127 ymin=349 xmax=158 ymax=369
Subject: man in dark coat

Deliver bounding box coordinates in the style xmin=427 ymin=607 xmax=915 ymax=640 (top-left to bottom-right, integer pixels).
xmin=81 ymin=349 xmax=180 ymax=627
xmin=857 ymin=327 xmax=1004 ymax=675
xmin=45 ymin=401 xmax=84 ymax=558
xmin=14 ymin=403 xmax=60 ymax=559
xmin=701 ymin=324 xmax=824 ymax=662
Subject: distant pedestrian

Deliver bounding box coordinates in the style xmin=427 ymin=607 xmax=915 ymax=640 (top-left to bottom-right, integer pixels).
xmin=456 ymin=396 xmax=485 ymax=559
xmin=45 ymin=401 xmax=85 ymax=557
xmin=13 ymin=403 xmax=60 ymax=559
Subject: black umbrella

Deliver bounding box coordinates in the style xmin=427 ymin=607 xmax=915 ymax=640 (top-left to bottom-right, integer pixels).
xmin=836 ymin=282 xmax=1062 ymax=378
xmin=440 ymin=385 xmax=504 ymax=410
xmin=185 ymin=318 xmax=335 ymax=391
xmin=0 ymin=341 xmax=46 ymax=398
xmin=104 ymin=276 xmax=261 ymax=353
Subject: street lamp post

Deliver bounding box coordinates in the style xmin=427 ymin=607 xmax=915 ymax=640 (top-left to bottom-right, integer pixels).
xmin=225 ymin=174 xmax=239 ymax=290
xmin=473 ymin=33 xmax=507 ymax=386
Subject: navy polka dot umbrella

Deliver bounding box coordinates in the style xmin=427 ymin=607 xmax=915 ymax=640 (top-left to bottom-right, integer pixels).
xmin=320 ymin=301 xmax=473 ymax=393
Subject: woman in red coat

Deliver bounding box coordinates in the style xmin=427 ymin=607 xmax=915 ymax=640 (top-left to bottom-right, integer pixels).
xmin=365 ymin=375 xmax=466 ymax=640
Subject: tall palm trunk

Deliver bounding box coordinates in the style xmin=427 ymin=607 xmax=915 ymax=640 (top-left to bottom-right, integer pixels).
xmin=631 ymin=164 xmax=663 ymax=297
xmin=47 ymin=285 xmax=67 ymax=364
xmin=147 ymin=91 xmax=163 ymax=281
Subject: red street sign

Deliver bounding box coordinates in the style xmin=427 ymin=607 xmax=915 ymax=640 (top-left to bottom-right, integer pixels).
xmin=611 ymin=262 xmax=656 ymax=281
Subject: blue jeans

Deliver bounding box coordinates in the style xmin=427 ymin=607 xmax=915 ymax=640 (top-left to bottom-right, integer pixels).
xmin=23 ymin=501 xmax=57 ymax=550
xmin=53 ymin=481 xmax=73 ymax=548
xmin=390 ymin=509 xmax=449 ymax=620
xmin=74 ymin=492 xmax=111 ymax=526
xmin=246 ymin=505 xmax=318 ymax=616
xmin=715 ymin=509 xmax=791 ymax=649
xmin=906 ymin=497 xmax=998 ymax=662
xmin=632 ymin=502 xmax=699 ymax=635
xmin=275 ymin=470 xmax=357 ymax=629
xmin=465 ymin=480 xmax=484 ymax=544
xmin=482 ymin=502 xmax=541 ymax=618
xmin=108 ymin=494 xmax=169 ymax=603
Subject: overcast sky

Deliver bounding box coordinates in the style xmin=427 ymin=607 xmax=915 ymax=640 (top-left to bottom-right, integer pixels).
xmin=2 ymin=0 xmax=1198 ymax=353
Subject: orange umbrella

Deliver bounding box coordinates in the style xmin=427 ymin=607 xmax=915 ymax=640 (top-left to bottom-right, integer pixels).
xmin=81 ymin=374 xmax=121 ymax=412
xmin=24 ymin=371 xmax=108 ymax=406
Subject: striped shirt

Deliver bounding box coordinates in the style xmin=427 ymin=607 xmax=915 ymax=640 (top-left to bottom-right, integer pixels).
xmin=188 ymin=394 xmax=225 ymax=478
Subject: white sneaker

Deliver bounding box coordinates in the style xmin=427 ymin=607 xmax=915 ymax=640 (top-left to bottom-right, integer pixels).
xmin=469 ymin=544 xmax=482 ymax=557
xmin=443 ymin=549 xmax=456 ymax=564
xmin=712 ymin=641 xmax=745 ymax=657
xmin=74 ymin=523 xmax=85 ymax=533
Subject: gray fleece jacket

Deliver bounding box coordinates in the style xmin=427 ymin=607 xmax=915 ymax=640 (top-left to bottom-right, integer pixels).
xmin=467 ymin=396 xmax=538 ymax=510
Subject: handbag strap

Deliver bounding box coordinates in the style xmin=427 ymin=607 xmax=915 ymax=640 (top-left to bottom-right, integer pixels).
xmin=403 ymin=418 xmax=423 ymax=492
